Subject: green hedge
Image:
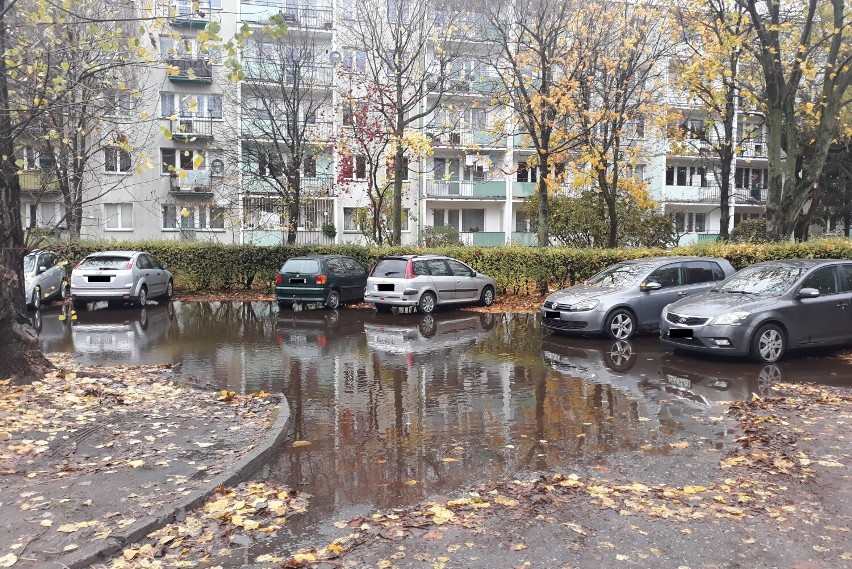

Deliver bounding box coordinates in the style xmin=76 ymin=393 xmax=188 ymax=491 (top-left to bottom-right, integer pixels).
xmin=51 ymin=238 xmax=852 ymax=294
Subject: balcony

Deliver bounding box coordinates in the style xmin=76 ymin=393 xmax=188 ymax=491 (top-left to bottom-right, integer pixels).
xmin=167 ymin=57 xmax=213 ymax=83
xmin=241 ymin=119 xmax=333 ymax=143
xmin=241 ymin=1 xmax=333 ymax=30
xmin=428 ymin=129 xmax=507 ymax=148
xmin=425 ymin=180 xmax=506 ymax=199
xmin=459 ymin=231 xmax=506 ymax=246
xmin=513 ymin=181 xmax=536 ymax=197
xmin=169 ymin=115 xmax=214 ymax=141
xmin=660 ymin=184 xmax=767 ymax=204
xmin=738 ymin=138 xmax=767 ymax=158
xmin=427 ymin=76 xmax=499 ymax=96
xmin=19 ymin=170 xmax=60 ymax=193
xmin=242 ymin=58 xmax=333 ymax=86
xmin=169 ymin=170 xmax=214 ymax=197
xmin=300 ymin=176 xmax=335 ymax=197
xmin=162 ymin=0 xmax=214 ymax=28
xmin=511 ymin=232 xmax=537 ymax=246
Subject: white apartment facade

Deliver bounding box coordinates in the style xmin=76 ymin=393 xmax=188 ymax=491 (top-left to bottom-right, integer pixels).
xmin=19 ymin=0 xmax=770 ymax=248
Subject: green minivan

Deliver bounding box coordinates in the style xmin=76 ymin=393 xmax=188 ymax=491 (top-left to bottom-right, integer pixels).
xmin=275 ymin=255 xmax=368 ymax=310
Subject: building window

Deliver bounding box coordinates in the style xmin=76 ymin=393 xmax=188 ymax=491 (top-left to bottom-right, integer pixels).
xmin=298 ymin=199 xmax=333 ymax=230
xmin=162 ymin=205 xmax=177 ymax=229
xmin=388 ymin=208 xmax=410 ymax=232
xmin=344 ymin=207 xmax=366 ymax=231
xmin=105 ymin=147 xmax=132 ymax=173
xmin=341 ymin=155 xmax=367 ymax=180
xmin=104 ymin=203 xmax=133 ymax=230
xmin=304 ymin=155 xmax=317 ymax=178
xmin=161 ymin=92 xmax=223 ymax=119
xmin=461 ymin=209 xmax=484 ymax=232
xmin=162 ymin=148 xmax=205 ymax=174
xmin=695 ymin=213 xmax=706 ymax=232
xmin=516 ymin=161 xmax=537 ymax=183
xmin=181 ymin=206 xmax=195 ymax=229
xmin=162 ymin=204 xmax=225 ymax=231
xmin=515 ymin=211 xmax=529 ymax=233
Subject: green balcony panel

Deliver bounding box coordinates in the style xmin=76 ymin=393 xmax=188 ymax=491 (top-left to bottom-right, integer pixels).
xmin=472 ymin=181 xmax=506 ymax=198
xmin=471 ymin=232 xmax=506 ymax=246
xmin=513 ymin=181 xmax=536 ymax=197
xmin=697 ymin=233 xmax=719 ymax=243
xmin=511 ymin=232 xmax=537 ymax=246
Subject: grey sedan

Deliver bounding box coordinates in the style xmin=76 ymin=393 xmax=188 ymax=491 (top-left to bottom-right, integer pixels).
xmin=24 ymin=250 xmax=66 ymax=310
xmin=70 ymin=250 xmax=173 ymax=309
xmin=661 ymin=259 xmax=852 ymax=363
xmin=541 ymin=256 xmax=736 ymax=339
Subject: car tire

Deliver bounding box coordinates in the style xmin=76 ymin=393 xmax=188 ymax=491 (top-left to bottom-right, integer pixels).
xmin=749 ymin=323 xmax=786 ymax=363
xmin=31 ymin=287 xmax=41 ymax=310
xmin=136 ymin=286 xmax=148 ymax=308
xmin=417 ymin=292 xmax=436 ymax=314
xmin=479 ymin=286 xmax=495 ymax=307
xmin=602 ymin=340 xmax=637 ymax=372
xmin=418 ymin=314 xmax=437 ymax=337
xmin=604 ymin=308 xmax=636 ymax=340
xmin=165 ymin=280 xmax=174 ymax=300
xmin=325 ymin=289 xmax=341 ymax=309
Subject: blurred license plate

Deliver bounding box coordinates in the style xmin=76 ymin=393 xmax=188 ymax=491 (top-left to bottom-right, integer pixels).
xmin=669 ymin=328 xmax=693 ymax=338
xmin=87 ymin=275 xmax=111 ymax=283
xmin=289 ymin=278 xmax=306 ymax=284
xmin=544 ymin=311 xmax=560 ymax=319
xmin=378 ymin=284 xmax=394 ymax=292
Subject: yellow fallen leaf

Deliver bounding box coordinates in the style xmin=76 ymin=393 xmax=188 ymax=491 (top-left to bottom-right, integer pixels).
xmin=292 ymin=552 xmax=316 ymax=563
xmin=57 ymin=524 xmax=79 ymax=533
xmin=494 ymin=495 xmax=519 ymax=507
xmin=404 ymin=479 xmax=418 ymax=486
xmin=441 ymin=457 xmax=458 ymax=462
xmin=291 ymin=440 xmax=312 ymax=447
xmin=0 ymin=553 xmax=17 ymax=568
xmin=616 ymin=553 xmax=629 ymax=561
xmin=326 ymin=543 xmax=344 ymax=555
xmin=127 ymin=460 xmax=145 ymax=468
xmin=429 ymin=505 xmax=456 ymax=525
xmin=62 ymin=544 xmax=78 ymax=552
xmin=40 ymin=520 xmax=53 ymax=527
xmin=683 ymin=485 xmax=707 ymax=495
xmin=511 ymin=544 xmax=527 ymax=551
xmin=669 ymin=441 xmax=689 ymax=449
xmin=122 ymin=549 xmax=137 ymax=560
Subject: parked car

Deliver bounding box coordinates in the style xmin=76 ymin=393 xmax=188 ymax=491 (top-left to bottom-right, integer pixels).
xmin=275 ymin=255 xmax=367 ymax=310
xmin=24 ymin=249 xmax=66 ymax=309
xmin=661 ymin=259 xmax=852 ymax=363
xmin=541 ymin=256 xmax=736 ymax=340
xmin=69 ymin=250 xmax=173 ymax=309
xmin=365 ymin=254 xmax=496 ymax=314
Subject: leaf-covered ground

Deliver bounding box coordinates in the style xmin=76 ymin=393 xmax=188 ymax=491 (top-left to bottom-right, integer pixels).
xmin=98 ymin=382 xmax=850 ymax=568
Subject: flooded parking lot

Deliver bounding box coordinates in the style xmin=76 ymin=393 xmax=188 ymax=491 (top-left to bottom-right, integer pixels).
xmin=35 ymin=301 xmax=852 ymax=557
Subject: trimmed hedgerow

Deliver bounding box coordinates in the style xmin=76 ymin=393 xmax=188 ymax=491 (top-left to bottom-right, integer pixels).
xmin=50 ymin=238 xmax=852 ymax=294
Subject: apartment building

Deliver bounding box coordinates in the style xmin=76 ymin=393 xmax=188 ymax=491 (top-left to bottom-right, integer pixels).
xmin=19 ymin=0 xmax=770 ymax=247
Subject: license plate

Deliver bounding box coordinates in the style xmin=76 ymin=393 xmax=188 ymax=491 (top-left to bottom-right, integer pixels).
xmin=669 ymin=328 xmax=693 ymax=338
xmin=544 ymin=310 xmax=560 ymax=319
xmin=87 ymin=275 xmax=111 ymax=283
xmin=666 ymin=374 xmax=692 ymax=388
xmin=377 ymin=284 xmax=394 ymax=292
xmin=289 ymin=278 xmax=306 ymax=284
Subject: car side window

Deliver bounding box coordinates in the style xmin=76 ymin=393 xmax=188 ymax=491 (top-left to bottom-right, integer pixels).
xmin=801 ymin=266 xmax=839 ymax=295
xmin=137 ymin=255 xmax=151 ymax=270
xmin=41 ymin=253 xmax=56 ymax=268
xmin=685 ymin=261 xmax=714 ymax=284
xmin=426 ymin=259 xmax=451 ymax=276
xmin=326 ymin=258 xmax=345 ymax=276
xmin=710 ymin=262 xmax=726 ymax=281
xmin=447 ymin=259 xmax=472 ymax=277
xmin=412 ymin=260 xmax=430 ymax=276
xmin=647 ymin=264 xmax=683 ymax=288
xmin=149 ymin=255 xmax=164 ymax=269
xmin=343 ymin=258 xmax=365 ymax=276
xmin=842 ymin=264 xmax=852 ymax=292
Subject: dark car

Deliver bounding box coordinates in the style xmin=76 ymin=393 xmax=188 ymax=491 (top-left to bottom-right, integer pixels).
xmin=275 ymin=255 xmax=368 ymax=310
xmin=661 ymin=259 xmax=852 ymax=363
xmin=541 ymin=256 xmax=736 ymax=339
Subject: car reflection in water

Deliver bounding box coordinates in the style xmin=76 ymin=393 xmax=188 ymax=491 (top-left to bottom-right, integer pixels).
xmin=541 ymin=335 xmax=850 ymax=408
xmin=364 ymin=311 xmax=497 ymax=368
xmin=276 ymin=308 xmax=367 ymax=360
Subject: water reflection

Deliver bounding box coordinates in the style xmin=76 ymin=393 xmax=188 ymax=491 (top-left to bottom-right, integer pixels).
xmin=33 ymin=303 xmax=852 ymax=558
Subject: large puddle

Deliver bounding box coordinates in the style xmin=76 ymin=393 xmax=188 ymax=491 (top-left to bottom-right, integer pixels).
xmin=35 ymin=301 xmax=852 ymax=558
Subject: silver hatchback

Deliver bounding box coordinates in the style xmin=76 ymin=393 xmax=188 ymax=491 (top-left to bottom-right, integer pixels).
xmin=541 ymin=256 xmax=736 ymax=340
xmin=70 ymin=250 xmax=173 ymax=309
xmin=24 ymin=250 xmax=66 ymax=310
xmin=365 ymin=254 xmax=497 ymax=314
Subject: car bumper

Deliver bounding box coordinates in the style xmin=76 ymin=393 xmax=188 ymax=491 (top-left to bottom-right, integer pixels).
xmin=276 ymin=286 xmax=328 ymax=304
xmin=540 ymin=309 xmax=605 ymax=334
xmin=364 ymin=291 xmax=419 ymax=308
xmin=660 ymin=321 xmax=753 ymax=357
xmin=70 ymin=286 xmax=136 ymax=302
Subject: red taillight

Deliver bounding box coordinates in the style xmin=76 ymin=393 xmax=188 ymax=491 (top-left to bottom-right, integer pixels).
xmin=73 ymin=262 xmax=81 ymax=270
xmin=404 ymin=259 xmax=414 ymax=280
xmin=276 ymin=274 xmax=283 ymax=285
xmin=315 ymin=274 xmax=328 ymax=285
xmin=125 ymin=261 xmax=134 ymax=270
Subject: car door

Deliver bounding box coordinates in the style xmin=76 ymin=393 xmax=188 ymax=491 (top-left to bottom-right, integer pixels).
xmin=343 ymin=258 xmax=367 ymax=301
xmin=140 ymin=254 xmax=165 ymax=298
xmin=840 ymin=264 xmax=852 ymax=344
xmin=684 ymin=261 xmax=722 ymax=295
xmin=794 ymin=265 xmax=847 ymax=345
xmin=40 ymin=252 xmax=64 ymax=300
xmin=424 ymin=258 xmax=456 ymax=303
xmin=447 ymin=259 xmax=479 ymax=302
xmin=637 ymin=263 xmax=687 ymax=326
xmin=325 ymin=257 xmax=348 ymax=300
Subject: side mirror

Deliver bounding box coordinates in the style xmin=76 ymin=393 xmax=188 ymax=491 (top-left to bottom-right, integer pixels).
xmin=160 ymin=264 xmax=168 ymax=270
xmin=37 ymin=265 xmax=47 ymax=274
xmin=797 ymin=287 xmax=820 ymax=299
xmin=641 ymin=281 xmax=662 ymax=291
xmin=471 ymin=271 xmax=477 ymax=277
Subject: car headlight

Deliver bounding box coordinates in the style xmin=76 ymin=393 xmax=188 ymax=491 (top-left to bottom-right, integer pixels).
xmin=566 ymin=299 xmax=599 ymax=311
xmin=661 ymin=305 xmax=669 ymax=319
xmin=706 ymin=311 xmax=750 ymax=326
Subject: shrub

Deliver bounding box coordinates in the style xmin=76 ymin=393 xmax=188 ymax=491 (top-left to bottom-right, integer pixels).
xmin=729 ymin=219 xmax=772 ymax=244
xmin=423 ymin=225 xmax=462 ymax=247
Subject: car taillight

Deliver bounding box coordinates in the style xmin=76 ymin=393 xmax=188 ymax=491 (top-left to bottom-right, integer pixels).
xmin=404 ymin=259 xmax=414 ymax=280
xmin=316 ymin=274 xmax=328 ymax=285
xmin=276 ymin=274 xmax=283 ymax=285
xmin=368 ymin=263 xmax=377 ymax=277
xmin=125 ymin=261 xmax=134 ymax=270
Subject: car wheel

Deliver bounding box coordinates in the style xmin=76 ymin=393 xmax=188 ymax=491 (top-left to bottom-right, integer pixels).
xmin=417 ymin=292 xmax=436 ymax=314
xmin=418 ymin=314 xmax=437 ymax=337
xmin=325 ymin=289 xmax=341 ymax=309
xmin=605 ymin=309 xmax=636 ymax=340
xmin=136 ymin=286 xmax=148 ymax=308
xmin=165 ymin=280 xmax=174 ymax=300
xmin=603 ymin=340 xmax=637 ymax=372
xmin=479 ymin=286 xmax=495 ymax=307
xmin=749 ymin=323 xmax=785 ymax=363
xmin=479 ymin=312 xmax=496 ymax=330
xmin=31 ymin=287 xmax=41 ymax=310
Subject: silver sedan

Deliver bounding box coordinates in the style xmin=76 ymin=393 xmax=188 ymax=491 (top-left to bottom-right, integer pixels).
xmin=70 ymin=250 xmax=173 ymax=309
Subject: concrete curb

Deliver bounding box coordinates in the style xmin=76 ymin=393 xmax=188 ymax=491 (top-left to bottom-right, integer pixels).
xmin=58 ymin=394 xmax=292 ymax=569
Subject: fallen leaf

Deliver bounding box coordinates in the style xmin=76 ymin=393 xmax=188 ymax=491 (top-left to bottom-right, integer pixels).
xmin=441 ymin=457 xmax=458 ymax=462
xmin=404 ymin=479 xmax=418 ymax=486
xmin=616 ymin=553 xmax=629 ymax=561
xmin=291 ymin=440 xmax=312 ymax=447
xmin=127 ymin=460 xmax=145 ymax=468
xmin=669 ymin=441 xmax=689 ymax=449
xmin=0 ymin=553 xmax=16 ymax=567
xmin=511 ymin=544 xmax=527 ymax=551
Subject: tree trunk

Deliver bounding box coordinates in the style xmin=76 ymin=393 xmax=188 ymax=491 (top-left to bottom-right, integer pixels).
xmin=0 ymin=2 xmax=52 ymax=382
xmin=392 ymin=144 xmax=405 ymax=246
xmin=764 ymin=101 xmax=786 ymax=240
xmin=536 ymin=153 xmax=550 ymax=248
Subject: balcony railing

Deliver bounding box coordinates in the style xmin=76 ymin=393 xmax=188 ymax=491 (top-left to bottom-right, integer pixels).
xmin=661 ymin=184 xmax=767 ymax=204
xmin=425 ymin=180 xmax=506 ymax=199
xmin=738 ymin=138 xmax=767 ymax=158
xmin=170 ymin=115 xmax=214 ymax=140
xmin=19 ymin=170 xmax=60 ymax=193
xmin=242 ymin=58 xmax=333 ymax=86
xmin=427 ymin=129 xmax=507 ymax=148
xmin=241 ymin=1 xmax=333 ymax=30
xmin=162 ymin=0 xmax=215 ymax=27
xmin=169 ymin=170 xmax=214 ymax=196
xmin=241 ymin=119 xmax=333 ymax=142
xmin=167 ymin=57 xmax=213 ymax=83
xmin=459 ymin=231 xmax=506 ymax=246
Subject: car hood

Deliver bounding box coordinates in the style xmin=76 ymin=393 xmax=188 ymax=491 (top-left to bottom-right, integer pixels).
xmin=667 ymin=291 xmax=781 ymax=316
xmin=547 ymin=284 xmax=621 ymax=305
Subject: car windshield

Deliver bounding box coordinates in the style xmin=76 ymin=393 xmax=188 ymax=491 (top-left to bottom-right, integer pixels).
xmin=24 ymin=255 xmax=36 ymax=273
xmin=282 ymin=259 xmax=320 ymax=274
xmin=586 ymin=262 xmax=653 ymax=289
xmin=714 ymin=265 xmax=804 ymax=295
xmin=78 ymin=256 xmax=131 ymax=270
xmin=373 ymin=259 xmax=408 ymax=277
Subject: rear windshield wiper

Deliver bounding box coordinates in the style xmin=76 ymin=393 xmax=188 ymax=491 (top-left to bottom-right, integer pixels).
xmin=721 ymin=289 xmax=756 ymax=294
xmin=383 ymin=271 xmax=400 ymax=276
